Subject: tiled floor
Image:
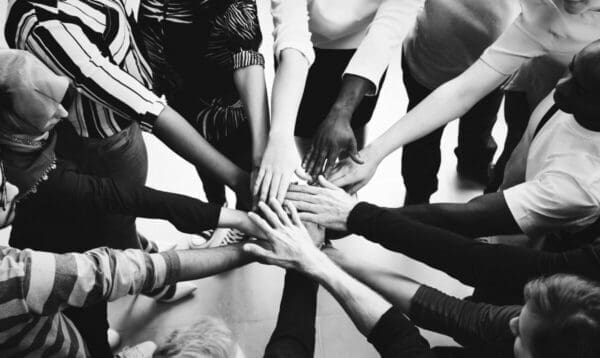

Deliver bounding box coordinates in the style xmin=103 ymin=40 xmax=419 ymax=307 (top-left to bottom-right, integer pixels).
xmin=1 ymin=0 xmax=508 ymax=356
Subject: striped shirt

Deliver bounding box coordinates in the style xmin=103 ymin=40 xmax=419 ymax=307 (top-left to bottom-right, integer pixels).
xmin=0 ymin=245 xmax=179 ymax=357
xmin=5 ymin=0 xmax=167 ymax=139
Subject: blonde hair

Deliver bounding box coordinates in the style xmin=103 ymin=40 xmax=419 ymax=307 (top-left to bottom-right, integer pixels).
xmin=154 ymin=317 xmax=237 ymax=358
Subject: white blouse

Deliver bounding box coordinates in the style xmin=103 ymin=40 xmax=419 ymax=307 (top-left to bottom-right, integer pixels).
xmin=271 ymin=0 xmax=406 ymax=94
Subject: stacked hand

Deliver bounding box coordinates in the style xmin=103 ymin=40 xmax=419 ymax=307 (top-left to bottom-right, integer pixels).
xmin=285 ymin=176 xmax=358 ymax=231
xmin=253 ymin=137 xmax=301 ymax=205
xmin=243 ymin=200 xmax=325 ymax=275
xmin=303 ymin=114 xmax=363 ymax=178
xmin=327 ymin=146 xmax=380 ymax=194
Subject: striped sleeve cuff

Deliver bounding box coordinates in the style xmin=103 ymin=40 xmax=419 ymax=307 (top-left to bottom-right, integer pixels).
xmin=145 ymin=251 xmax=181 ymax=292
xmin=232 ymin=50 xmax=265 ymax=70
xmin=140 ymin=95 xmax=167 ymax=133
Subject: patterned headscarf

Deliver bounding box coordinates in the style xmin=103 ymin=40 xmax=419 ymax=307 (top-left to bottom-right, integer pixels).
xmin=0 ymin=49 xmax=70 ymax=151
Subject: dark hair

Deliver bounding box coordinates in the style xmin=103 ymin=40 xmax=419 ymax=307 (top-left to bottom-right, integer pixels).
xmin=524 ymin=274 xmax=600 ymax=358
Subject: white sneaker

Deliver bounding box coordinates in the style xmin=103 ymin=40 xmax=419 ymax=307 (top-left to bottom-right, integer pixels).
xmin=116 ymin=341 xmax=157 ymax=358
xmin=156 ymin=282 xmax=197 ymax=303
xmin=107 ymin=328 xmax=121 ymax=350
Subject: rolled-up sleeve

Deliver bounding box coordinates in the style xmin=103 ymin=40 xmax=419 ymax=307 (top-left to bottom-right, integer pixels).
xmin=343 ymin=0 xmax=406 ymax=95
xmin=504 ymin=172 xmax=600 ymax=237
xmin=271 ymin=0 xmax=315 ymax=66
xmin=479 ymin=15 xmax=546 ymax=76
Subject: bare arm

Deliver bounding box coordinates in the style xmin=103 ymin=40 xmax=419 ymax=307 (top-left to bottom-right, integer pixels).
xmin=153 ymin=105 xmax=251 ymax=207
xmin=234 ymin=65 xmax=270 ymax=169
xmin=329 ymin=61 xmax=509 ymax=191
xmin=254 ymin=49 xmax=309 ymax=203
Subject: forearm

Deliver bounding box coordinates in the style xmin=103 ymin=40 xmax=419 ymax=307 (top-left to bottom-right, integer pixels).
xmin=234 ymin=65 xmax=269 ymax=165
xmin=309 ymin=251 xmax=392 ymax=336
xmin=325 ymin=247 xmax=420 ymax=313
xmin=347 ymin=202 xmax=544 ymax=288
xmin=152 ymin=105 xmax=248 ymax=189
xmin=269 ymin=48 xmax=310 ymax=138
xmin=366 ymin=62 xmax=507 ymax=163
xmin=390 ymin=193 xmax=521 ymax=237
xmin=172 ymin=244 xmax=253 ymax=283
xmin=328 ymin=75 xmax=374 ymax=122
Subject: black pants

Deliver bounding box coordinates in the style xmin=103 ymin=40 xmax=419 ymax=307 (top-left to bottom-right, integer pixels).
xmin=295 ymin=48 xmax=381 ymax=139
xmin=485 ymin=90 xmax=532 ymax=193
xmin=401 ymin=52 xmax=503 ymax=204
xmin=264 ymin=271 xmax=319 ymax=358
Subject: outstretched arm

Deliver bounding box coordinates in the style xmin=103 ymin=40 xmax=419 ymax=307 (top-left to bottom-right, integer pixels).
xmin=46 ymin=163 xmax=260 ymax=236
xmin=326 ymin=247 xmax=519 ymax=350
xmin=328 ymin=60 xmax=508 ymax=192
xmin=243 ymin=200 xmax=433 ymax=357
xmin=7 ymin=244 xmax=252 ymax=317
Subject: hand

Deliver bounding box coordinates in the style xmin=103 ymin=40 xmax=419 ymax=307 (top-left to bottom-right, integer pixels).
xmin=302 ymin=113 xmax=364 ymax=178
xmin=327 ymin=146 xmax=380 ymax=194
xmin=243 ymin=200 xmax=325 ymax=274
xmin=253 ymin=137 xmax=301 ymax=205
xmin=285 ymin=176 xmax=358 ymax=231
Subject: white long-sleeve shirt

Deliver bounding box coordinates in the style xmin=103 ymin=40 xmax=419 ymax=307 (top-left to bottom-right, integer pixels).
xmin=271 ymin=0 xmax=406 ymax=94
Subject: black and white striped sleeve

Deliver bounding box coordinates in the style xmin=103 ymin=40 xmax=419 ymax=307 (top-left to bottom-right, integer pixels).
xmin=25 ymin=19 xmax=166 ymax=128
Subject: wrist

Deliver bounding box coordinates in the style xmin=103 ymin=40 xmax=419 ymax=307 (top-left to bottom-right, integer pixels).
xmin=363 ymin=144 xmax=385 ymax=165
xmin=302 ymin=249 xmax=337 ymax=280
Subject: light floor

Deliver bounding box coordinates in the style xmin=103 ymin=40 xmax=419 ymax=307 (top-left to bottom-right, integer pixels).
xmin=0 ymin=0 xmax=508 ymax=356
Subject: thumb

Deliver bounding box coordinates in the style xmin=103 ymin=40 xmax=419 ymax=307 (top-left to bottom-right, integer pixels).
xmin=243 ymin=243 xmax=274 ymax=262
xmin=348 ymin=142 xmax=364 ymax=164
xmin=318 ymin=175 xmax=340 ymax=191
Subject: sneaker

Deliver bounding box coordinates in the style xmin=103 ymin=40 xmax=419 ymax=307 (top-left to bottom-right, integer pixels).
xmin=107 ymin=328 xmax=121 ymax=350
xmin=153 ymin=282 xmax=197 ymax=303
xmin=116 ymin=341 xmax=157 ymax=358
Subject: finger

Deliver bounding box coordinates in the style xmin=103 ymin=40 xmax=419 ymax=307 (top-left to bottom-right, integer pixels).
xmin=310 ymin=149 xmax=329 ymax=177
xmin=242 ymin=243 xmax=276 ymax=262
xmin=284 ymin=191 xmax=319 ymax=204
xmin=322 ymin=147 xmax=340 ymax=177
xmin=298 ymin=212 xmax=321 ymax=225
xmin=276 ymin=174 xmax=291 ymax=203
xmin=317 ymin=175 xmax=340 ymax=191
xmin=253 ymin=168 xmax=266 ymax=196
xmin=348 ymin=150 xmax=364 ymax=165
xmin=283 ymin=201 xmax=302 ymax=226
xmin=259 ymin=171 xmax=273 ymax=203
xmin=327 ymin=163 xmax=348 ymax=183
xmin=287 ymin=184 xmax=321 ymax=195
xmin=269 ymin=198 xmax=292 ymax=227
xmin=268 ymin=173 xmax=281 ymax=201
xmin=258 ymin=201 xmax=284 ymax=229
xmin=295 ymin=167 xmax=311 ymax=181
xmin=285 ymin=200 xmax=320 ymax=214
xmin=302 ymin=146 xmax=315 ymax=169
xmin=248 ymin=212 xmax=277 ymax=237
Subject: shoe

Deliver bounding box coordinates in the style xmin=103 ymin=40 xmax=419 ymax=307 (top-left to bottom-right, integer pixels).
xmin=116 ymin=341 xmax=157 ymax=358
xmin=107 ymin=328 xmax=121 ymax=350
xmin=154 ymin=282 xmax=197 ymax=303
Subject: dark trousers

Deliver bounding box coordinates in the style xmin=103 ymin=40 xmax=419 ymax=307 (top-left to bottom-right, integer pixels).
xmin=485 ymin=90 xmax=532 ymax=193
xmin=197 ymin=121 xmax=253 ymax=207
xmin=264 ymin=271 xmax=319 ymax=358
xmin=295 ymin=48 xmax=381 ymax=139
xmin=401 ymin=53 xmax=502 ymax=204
xmin=56 ymin=121 xmax=149 ymax=357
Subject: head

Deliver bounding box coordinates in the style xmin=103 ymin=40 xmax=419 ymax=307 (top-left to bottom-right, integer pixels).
xmin=0 ymin=49 xmax=74 ymax=136
xmin=561 ymin=0 xmax=600 ymax=14
xmin=154 ymin=317 xmax=244 ymax=358
xmin=0 ymin=161 xmax=20 ymax=229
xmin=554 ymin=39 xmax=600 ymax=123
xmin=510 ymin=275 xmax=600 ymax=358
